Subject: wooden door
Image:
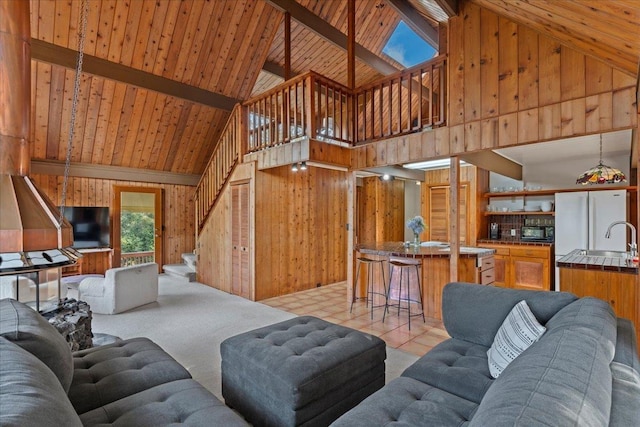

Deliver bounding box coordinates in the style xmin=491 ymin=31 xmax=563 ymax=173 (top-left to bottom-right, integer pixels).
xmin=113 ymin=186 xmax=163 ymax=271
xmin=232 ymin=183 xmax=251 ymax=299
xmin=428 ymin=184 xmax=469 ymax=243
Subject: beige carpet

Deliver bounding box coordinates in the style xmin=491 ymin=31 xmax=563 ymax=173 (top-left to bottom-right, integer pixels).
xmin=86 ymin=275 xmax=419 ymax=400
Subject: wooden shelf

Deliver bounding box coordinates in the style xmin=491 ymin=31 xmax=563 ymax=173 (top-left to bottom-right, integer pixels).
xmin=483 ymin=186 xmax=637 ymax=198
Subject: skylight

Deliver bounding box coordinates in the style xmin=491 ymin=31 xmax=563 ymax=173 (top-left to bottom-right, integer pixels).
xmin=382 ymin=21 xmax=437 ymax=68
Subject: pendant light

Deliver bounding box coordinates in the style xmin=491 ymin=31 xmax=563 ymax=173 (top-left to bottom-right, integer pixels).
xmin=576 ymin=134 xmax=627 ymax=185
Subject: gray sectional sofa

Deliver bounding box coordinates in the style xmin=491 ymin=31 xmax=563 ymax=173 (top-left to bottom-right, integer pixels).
xmin=332 ymin=282 xmax=640 ymax=426
xmin=0 ymin=298 xmax=249 ymax=426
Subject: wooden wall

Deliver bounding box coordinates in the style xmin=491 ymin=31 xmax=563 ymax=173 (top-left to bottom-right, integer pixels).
xmin=350 ymin=2 xmax=637 ymax=170
xmin=31 ymin=174 xmax=195 ymax=265
xmin=357 ymin=177 xmax=405 ymax=243
xmin=197 ymin=162 xmax=254 ymax=294
xmin=254 ymin=165 xmax=348 ymax=300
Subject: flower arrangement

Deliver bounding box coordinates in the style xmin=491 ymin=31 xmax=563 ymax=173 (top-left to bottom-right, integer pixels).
xmin=407 ymin=215 xmax=426 ymax=235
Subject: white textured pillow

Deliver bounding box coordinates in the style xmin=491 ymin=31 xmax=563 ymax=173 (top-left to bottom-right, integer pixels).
xmin=487 ymin=300 xmax=546 ymax=378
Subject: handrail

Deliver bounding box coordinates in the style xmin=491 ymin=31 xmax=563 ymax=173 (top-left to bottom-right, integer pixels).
xmin=195 ymin=103 xmax=243 ymax=231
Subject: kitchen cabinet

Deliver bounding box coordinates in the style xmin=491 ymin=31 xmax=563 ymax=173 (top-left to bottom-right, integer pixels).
xmin=477 ymin=244 xmax=553 ymax=290
xmin=559 ymin=268 xmax=637 ymax=336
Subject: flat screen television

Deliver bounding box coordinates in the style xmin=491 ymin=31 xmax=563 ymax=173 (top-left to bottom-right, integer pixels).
xmin=60 ymin=206 xmax=111 ymax=249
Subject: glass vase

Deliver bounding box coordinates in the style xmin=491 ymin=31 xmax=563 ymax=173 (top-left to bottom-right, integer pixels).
xmin=413 ymin=232 xmax=420 ymax=247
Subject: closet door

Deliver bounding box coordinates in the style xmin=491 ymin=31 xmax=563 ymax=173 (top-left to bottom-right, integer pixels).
xmin=427 ymin=185 xmax=469 ymax=244
xmin=231 ymin=183 xmax=251 ymax=299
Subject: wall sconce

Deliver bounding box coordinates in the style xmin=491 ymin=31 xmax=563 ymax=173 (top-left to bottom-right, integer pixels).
xmin=291 ymin=163 xmax=298 ymax=172
xmin=300 ymin=161 xmax=307 ymax=170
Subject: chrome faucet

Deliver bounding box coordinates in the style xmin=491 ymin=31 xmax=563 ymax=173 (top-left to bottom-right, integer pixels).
xmin=605 ymin=221 xmax=638 ymax=259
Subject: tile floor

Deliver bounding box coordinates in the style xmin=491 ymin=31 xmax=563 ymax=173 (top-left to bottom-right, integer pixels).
xmin=262 ymin=282 xmax=449 ymax=357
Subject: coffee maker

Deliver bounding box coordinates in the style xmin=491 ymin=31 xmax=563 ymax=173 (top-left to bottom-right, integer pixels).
xmin=489 ymin=223 xmax=500 ymax=239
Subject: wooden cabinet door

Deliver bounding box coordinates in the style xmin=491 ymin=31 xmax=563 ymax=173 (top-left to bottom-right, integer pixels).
xmin=231 ymin=184 xmax=251 ymax=299
xmin=493 ymin=255 xmax=510 ymax=288
xmin=510 ymin=256 xmax=550 ymax=291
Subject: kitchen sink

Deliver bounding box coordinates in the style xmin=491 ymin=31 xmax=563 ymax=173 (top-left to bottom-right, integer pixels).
xmin=578 ymin=250 xmax=627 ymax=258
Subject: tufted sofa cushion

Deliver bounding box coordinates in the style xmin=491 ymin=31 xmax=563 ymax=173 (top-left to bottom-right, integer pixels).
xmin=79 ymin=378 xmax=249 ymax=426
xmin=0 ymin=337 xmax=82 ymax=427
xmin=0 ymin=298 xmax=74 ymax=391
xmin=331 ymin=376 xmax=477 ymax=426
xmin=221 ymin=316 xmax=386 ymax=427
xmin=401 ymin=338 xmax=493 ymax=404
xmin=68 ymin=337 xmax=192 ymax=414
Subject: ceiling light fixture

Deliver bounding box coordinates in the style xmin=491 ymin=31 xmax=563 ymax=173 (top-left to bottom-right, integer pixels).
xmin=380 ymin=174 xmax=394 ymax=181
xmin=300 ymin=161 xmax=307 ymax=170
xmin=291 ymin=163 xmax=298 ymax=172
xmin=576 ymin=134 xmax=627 ymax=185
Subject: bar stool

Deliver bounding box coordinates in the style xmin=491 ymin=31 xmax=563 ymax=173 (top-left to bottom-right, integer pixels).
xmin=383 ymin=259 xmax=425 ymax=330
xmin=350 ymin=257 xmax=387 ymax=319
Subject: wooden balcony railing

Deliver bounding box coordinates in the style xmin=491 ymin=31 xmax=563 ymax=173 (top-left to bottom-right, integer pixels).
xmin=121 ymin=251 xmax=154 ymax=267
xmin=354 ymin=56 xmax=446 ymax=143
xmin=195 ymin=103 xmax=243 ymax=231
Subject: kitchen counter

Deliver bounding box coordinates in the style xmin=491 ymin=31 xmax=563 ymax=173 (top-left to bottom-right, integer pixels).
xmin=557 ymin=249 xmax=638 ymax=274
xmin=354 ymin=242 xmax=495 ymax=320
xmin=477 ymin=239 xmax=554 ymax=247
xmin=356 ymin=242 xmax=495 ymax=258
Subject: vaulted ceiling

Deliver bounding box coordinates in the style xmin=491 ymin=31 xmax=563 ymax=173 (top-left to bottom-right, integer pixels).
xmin=27 ymin=0 xmax=639 ymax=181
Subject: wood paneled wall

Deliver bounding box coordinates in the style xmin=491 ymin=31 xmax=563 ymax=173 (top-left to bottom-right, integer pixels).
xmin=197 ymin=162 xmax=254 ymax=294
xmin=254 ymin=165 xmax=348 ymax=300
xmin=350 ymin=2 xmax=637 ymax=170
xmin=448 ymin=2 xmax=637 ymax=148
xmin=358 ymin=177 xmax=405 ymax=243
xmin=31 ymin=174 xmax=195 ymax=265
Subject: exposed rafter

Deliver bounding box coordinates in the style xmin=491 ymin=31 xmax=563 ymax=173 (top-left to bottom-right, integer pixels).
xmin=31 ymin=39 xmax=240 ymax=112
xmin=265 ymin=0 xmax=398 ymax=75
xmin=387 ymin=0 xmax=439 ymax=47
xmin=458 ymin=151 xmax=523 ymax=180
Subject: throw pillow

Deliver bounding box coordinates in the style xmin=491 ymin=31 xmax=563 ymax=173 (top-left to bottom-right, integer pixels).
xmin=487 ymin=300 xmax=546 ymax=378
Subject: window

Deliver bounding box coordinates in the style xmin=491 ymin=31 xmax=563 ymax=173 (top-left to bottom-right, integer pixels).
xmin=382 ymin=21 xmax=437 ymax=68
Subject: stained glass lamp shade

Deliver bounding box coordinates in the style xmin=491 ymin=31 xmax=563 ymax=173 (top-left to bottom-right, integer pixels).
xmin=576 ymin=136 xmax=627 ymax=185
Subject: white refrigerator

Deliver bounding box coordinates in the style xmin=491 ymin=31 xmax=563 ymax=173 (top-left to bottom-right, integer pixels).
xmin=554 ymin=189 xmax=627 ymax=291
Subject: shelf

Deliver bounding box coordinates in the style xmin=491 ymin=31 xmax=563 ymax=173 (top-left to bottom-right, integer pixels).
xmin=484 ymin=211 xmax=555 ymax=216
xmin=483 ymin=185 xmax=636 ymax=198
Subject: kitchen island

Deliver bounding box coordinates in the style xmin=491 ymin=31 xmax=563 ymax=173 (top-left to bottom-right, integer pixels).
xmin=557 ymin=249 xmax=639 ymax=347
xmin=355 ymin=242 xmax=495 ymax=320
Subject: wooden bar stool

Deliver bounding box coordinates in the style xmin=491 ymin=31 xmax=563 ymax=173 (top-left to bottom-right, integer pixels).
xmin=383 ymin=259 xmax=425 ymax=330
xmin=350 ymin=257 xmax=387 ymax=319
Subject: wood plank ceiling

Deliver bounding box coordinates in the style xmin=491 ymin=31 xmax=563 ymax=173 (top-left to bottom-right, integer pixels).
xmin=27 ymin=0 xmax=639 ymax=180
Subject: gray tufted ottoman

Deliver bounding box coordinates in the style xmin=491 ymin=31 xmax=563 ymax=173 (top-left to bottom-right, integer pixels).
xmin=220 ymin=316 xmax=386 ymax=427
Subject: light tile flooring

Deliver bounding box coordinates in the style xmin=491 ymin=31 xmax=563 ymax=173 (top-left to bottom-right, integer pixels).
xmin=262 ymin=282 xmax=449 ymax=357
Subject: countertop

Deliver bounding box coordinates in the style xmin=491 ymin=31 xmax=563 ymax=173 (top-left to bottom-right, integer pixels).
xmin=356 ymin=242 xmax=495 ymax=259
xmin=477 ymin=239 xmax=554 ymax=247
xmin=556 ymin=249 xmax=639 ymax=274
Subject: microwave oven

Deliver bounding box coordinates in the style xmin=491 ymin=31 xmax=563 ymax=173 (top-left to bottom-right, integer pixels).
xmin=521 ymin=226 xmax=554 ymax=242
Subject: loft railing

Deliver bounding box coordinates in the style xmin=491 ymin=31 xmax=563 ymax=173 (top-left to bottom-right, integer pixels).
xmin=195 ymin=56 xmax=447 ymax=232
xmin=195 ymin=103 xmax=243 ymax=232
xmin=354 ymin=56 xmax=446 ymax=143
xmin=121 ymin=251 xmax=154 ymax=266
xmin=245 ymin=71 xmax=354 ymax=153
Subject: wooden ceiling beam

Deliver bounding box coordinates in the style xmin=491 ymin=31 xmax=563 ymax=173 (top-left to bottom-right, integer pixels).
xmin=433 ymin=0 xmax=459 ymax=18
xmin=31 ymin=39 xmax=240 ymax=112
xmin=265 ymin=0 xmax=398 ymax=75
xmin=262 ymin=59 xmax=286 ymax=78
xmin=458 ymin=151 xmax=523 ymax=180
xmin=387 ymin=0 xmax=439 ymax=47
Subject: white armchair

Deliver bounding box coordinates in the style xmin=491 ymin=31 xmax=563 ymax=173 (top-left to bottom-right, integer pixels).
xmin=78 ymin=263 xmax=159 ymax=314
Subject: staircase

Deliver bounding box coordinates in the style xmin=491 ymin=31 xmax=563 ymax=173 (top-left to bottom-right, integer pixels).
xmin=163 ymin=253 xmax=197 ymax=282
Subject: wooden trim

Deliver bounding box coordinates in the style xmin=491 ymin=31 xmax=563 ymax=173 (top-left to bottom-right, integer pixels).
xmin=31 ymin=159 xmax=199 ymax=186
xmin=31 ymin=39 xmax=240 ymax=111
xmin=434 ymin=0 xmax=459 ymax=18
xmin=265 ymin=0 xmax=398 ymax=75
xmin=387 ymin=0 xmax=439 ymax=47
xmin=458 ymin=151 xmax=522 ymax=180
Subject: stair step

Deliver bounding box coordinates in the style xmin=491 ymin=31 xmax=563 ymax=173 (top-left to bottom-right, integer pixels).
xmin=163 ymin=263 xmax=196 ymax=282
xmin=181 ymin=253 xmax=197 ymax=270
